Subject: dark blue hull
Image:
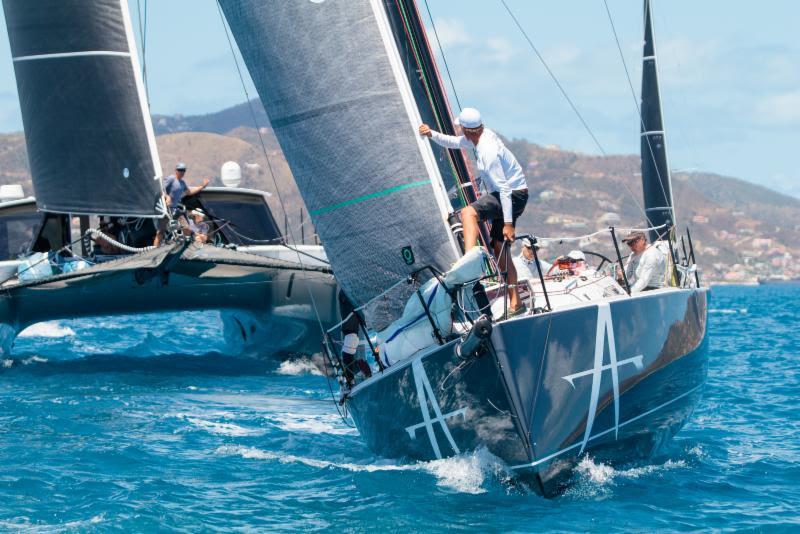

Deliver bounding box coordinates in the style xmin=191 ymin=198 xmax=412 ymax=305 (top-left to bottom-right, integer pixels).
xmin=346 ymin=288 xmax=709 ymax=496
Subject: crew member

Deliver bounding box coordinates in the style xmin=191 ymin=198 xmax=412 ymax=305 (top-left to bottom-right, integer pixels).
xmin=513 ymin=237 xmax=551 ymax=281
xmin=621 ymin=231 xmax=667 ymax=292
xmin=154 ymin=162 xmax=211 ymax=246
xmin=338 ymin=290 xmax=373 ymax=387
xmin=187 ymin=209 xmax=210 ymax=245
xmin=419 ymin=108 xmax=528 ymax=316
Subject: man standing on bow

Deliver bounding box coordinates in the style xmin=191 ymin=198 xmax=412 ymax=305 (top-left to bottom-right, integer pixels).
xmin=419 ymin=108 xmax=529 ymax=315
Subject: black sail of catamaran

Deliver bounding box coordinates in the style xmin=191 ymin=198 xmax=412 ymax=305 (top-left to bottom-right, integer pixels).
xmin=2 ymin=0 xmax=163 ymax=217
xmin=218 ymin=0 xmax=461 ymax=327
xmin=640 ymin=0 xmax=676 ymax=240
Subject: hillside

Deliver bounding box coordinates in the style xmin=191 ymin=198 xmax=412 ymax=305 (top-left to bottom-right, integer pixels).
xmin=2 ymin=101 xmax=798 ymax=283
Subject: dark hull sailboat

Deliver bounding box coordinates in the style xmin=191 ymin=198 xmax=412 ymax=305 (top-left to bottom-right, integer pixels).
xmin=347 ymin=288 xmax=708 ymax=496
xmin=220 ymin=0 xmax=708 ymax=496
xmin=0 ymin=0 xmax=338 ymax=359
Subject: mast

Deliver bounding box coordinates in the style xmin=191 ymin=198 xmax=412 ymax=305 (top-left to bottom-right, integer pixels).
xmin=2 ymin=0 xmax=163 ymax=218
xmin=383 ymin=0 xmax=477 ymax=208
xmin=640 ymin=0 xmax=676 ymax=241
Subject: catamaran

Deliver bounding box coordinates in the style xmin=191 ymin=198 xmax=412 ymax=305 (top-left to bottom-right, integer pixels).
xmin=0 ymin=0 xmax=338 ymax=359
xmin=225 ymin=0 xmax=707 ymax=496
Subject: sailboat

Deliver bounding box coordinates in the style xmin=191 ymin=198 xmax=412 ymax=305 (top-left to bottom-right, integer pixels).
xmin=0 ymin=0 xmax=339 ymax=359
xmin=219 ymin=0 xmax=708 ymax=496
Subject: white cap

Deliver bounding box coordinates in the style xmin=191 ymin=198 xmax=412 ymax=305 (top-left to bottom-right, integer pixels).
xmin=454 ymin=108 xmax=482 ymax=129
xmin=567 ymin=250 xmax=586 ymax=261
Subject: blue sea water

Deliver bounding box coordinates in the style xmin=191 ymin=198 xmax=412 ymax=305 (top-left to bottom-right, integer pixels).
xmin=0 ymin=285 xmax=798 ymax=531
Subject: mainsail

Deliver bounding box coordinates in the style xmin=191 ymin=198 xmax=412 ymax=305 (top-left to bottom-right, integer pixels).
xmin=3 ymin=0 xmax=163 ymax=217
xmin=219 ymin=0 xmax=460 ymax=323
xmin=640 ymin=0 xmax=676 ymax=240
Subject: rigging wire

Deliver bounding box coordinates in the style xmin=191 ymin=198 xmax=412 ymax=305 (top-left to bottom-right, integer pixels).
xmin=421 ymin=0 xmax=462 ymax=110
xmin=498 ymin=0 xmax=651 ymax=225
xmin=135 ymin=0 xmax=150 ymax=104
xmin=601 ymin=0 xmax=672 ymax=229
xmin=214 ymin=1 xmax=329 ymax=340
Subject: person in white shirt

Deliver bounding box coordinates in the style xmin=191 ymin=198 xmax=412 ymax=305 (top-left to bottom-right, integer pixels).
xmin=513 ymin=237 xmax=551 ymax=281
xmin=419 ymin=108 xmax=529 ymax=315
xmin=547 ymin=250 xmax=591 ymax=276
xmin=621 ymin=231 xmax=668 ymax=293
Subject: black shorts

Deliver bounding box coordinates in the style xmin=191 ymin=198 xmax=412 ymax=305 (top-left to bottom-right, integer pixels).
xmin=471 ymin=190 xmax=528 ymax=244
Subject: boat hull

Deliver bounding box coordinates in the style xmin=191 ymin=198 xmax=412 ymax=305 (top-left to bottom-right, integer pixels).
xmin=0 ymin=245 xmax=338 ymax=359
xmin=346 ymin=287 xmax=709 ymax=496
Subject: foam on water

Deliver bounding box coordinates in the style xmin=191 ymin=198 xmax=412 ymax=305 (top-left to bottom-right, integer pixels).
xmin=17 ymin=321 xmax=76 ymax=338
xmin=277 ymin=357 xmax=323 ymax=376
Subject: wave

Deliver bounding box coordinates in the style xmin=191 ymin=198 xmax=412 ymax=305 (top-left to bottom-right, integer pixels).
xmin=265 ymin=411 xmax=358 ymax=436
xmin=216 ymin=445 xmax=516 ymax=495
xmin=17 ymin=322 xmax=76 ymax=338
xmin=172 ymin=414 xmax=265 ymax=437
xmin=566 ymin=455 xmax=688 ymax=498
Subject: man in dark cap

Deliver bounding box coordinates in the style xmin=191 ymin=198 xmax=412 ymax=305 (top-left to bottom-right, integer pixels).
xmin=621 ymin=230 xmax=667 ymax=292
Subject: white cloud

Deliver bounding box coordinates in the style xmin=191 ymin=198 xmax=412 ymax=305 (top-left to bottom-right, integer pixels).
xmin=482 ymin=37 xmax=515 ymax=63
xmin=542 ymin=44 xmax=581 ymax=67
xmin=432 ymin=18 xmax=469 ymax=48
xmin=754 ymin=91 xmax=800 ymax=125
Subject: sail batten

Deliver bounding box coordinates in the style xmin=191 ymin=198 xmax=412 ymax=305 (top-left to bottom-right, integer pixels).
xmin=219 ymin=0 xmax=460 ymax=326
xmin=2 ymin=0 xmax=163 ymax=217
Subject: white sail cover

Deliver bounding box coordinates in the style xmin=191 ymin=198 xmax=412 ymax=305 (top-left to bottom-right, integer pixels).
xmin=219 ymin=0 xmax=459 ymax=324
xmin=2 ymin=0 xmax=163 ymax=217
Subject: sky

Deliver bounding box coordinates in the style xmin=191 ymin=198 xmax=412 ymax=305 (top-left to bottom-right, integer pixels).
xmin=0 ymin=1 xmax=797 ymax=198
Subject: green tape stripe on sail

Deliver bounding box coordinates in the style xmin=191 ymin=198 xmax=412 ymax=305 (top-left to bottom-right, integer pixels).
xmin=311 ymin=179 xmax=430 ymax=216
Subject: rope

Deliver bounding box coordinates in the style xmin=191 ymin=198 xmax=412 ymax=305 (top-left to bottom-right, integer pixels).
xmin=85 ymin=229 xmax=156 ymax=254
xmin=422 ymin=0 xmax=462 ymax=110
xmin=536 ymin=223 xmax=668 ymax=245
xmin=498 ymin=0 xmax=650 ymax=224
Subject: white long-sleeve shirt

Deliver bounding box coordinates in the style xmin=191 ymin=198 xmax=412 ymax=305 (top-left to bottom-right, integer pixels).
xmin=513 ymin=254 xmax=551 ymax=281
xmin=429 ymin=128 xmax=527 ymax=223
xmin=625 ymin=245 xmax=668 ymax=293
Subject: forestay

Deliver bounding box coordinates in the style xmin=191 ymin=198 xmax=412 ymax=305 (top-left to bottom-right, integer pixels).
xmin=3 ymin=0 xmax=163 ymax=217
xmin=219 ymin=0 xmax=460 ymax=327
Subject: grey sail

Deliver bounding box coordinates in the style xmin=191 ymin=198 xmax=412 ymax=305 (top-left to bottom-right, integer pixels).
xmin=640 ymin=0 xmax=675 ymax=239
xmin=219 ymin=0 xmax=459 ymax=324
xmin=2 ymin=0 xmax=163 ymax=217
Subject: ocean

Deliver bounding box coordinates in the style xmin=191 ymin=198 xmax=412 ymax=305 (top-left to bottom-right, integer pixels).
xmin=0 ymin=285 xmax=797 ymax=531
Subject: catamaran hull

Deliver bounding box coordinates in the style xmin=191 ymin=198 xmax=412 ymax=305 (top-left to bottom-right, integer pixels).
xmin=0 ymin=247 xmax=338 ymax=359
xmin=346 ymin=288 xmax=708 ymax=497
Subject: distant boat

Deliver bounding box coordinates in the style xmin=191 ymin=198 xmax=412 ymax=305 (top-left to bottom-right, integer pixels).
xmin=0 ymin=0 xmax=338 ymax=358
xmin=757 ymin=275 xmax=800 ymax=285
xmin=221 ymin=0 xmax=708 ymax=496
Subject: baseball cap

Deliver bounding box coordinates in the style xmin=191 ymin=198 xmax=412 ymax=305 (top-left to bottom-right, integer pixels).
xmin=521 ymin=237 xmax=539 ymax=250
xmin=454 ymin=108 xmax=482 ymax=129
xmin=175 ymin=162 xmax=187 ymax=171
xmin=621 ymin=230 xmax=646 ymax=244
xmin=567 ymin=250 xmax=586 ymax=261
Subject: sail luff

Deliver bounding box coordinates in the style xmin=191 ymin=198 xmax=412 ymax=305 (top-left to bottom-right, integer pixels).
xmin=119 ymin=0 xmax=163 ymax=189
xmin=640 ymin=0 xmax=676 ymax=240
xmin=368 ymin=0 xmax=459 ymax=237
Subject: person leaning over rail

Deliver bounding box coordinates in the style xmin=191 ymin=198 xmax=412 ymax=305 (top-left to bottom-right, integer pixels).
xmin=419 ymin=107 xmax=529 ymax=316
xmin=620 ymin=230 xmax=667 ymax=293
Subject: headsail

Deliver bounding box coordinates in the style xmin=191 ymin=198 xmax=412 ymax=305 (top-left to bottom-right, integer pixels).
xmin=640 ymin=0 xmax=676 ymax=240
xmin=219 ymin=0 xmax=460 ymax=325
xmin=3 ymin=0 xmax=163 ymax=217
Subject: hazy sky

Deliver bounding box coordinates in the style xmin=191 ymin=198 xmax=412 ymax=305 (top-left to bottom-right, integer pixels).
xmin=0 ymin=1 xmax=797 ymax=197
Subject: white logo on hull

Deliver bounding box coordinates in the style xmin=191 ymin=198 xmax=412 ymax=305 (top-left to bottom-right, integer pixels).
xmin=562 ymin=302 xmax=644 ymax=453
xmin=405 ymin=358 xmax=466 ymax=460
